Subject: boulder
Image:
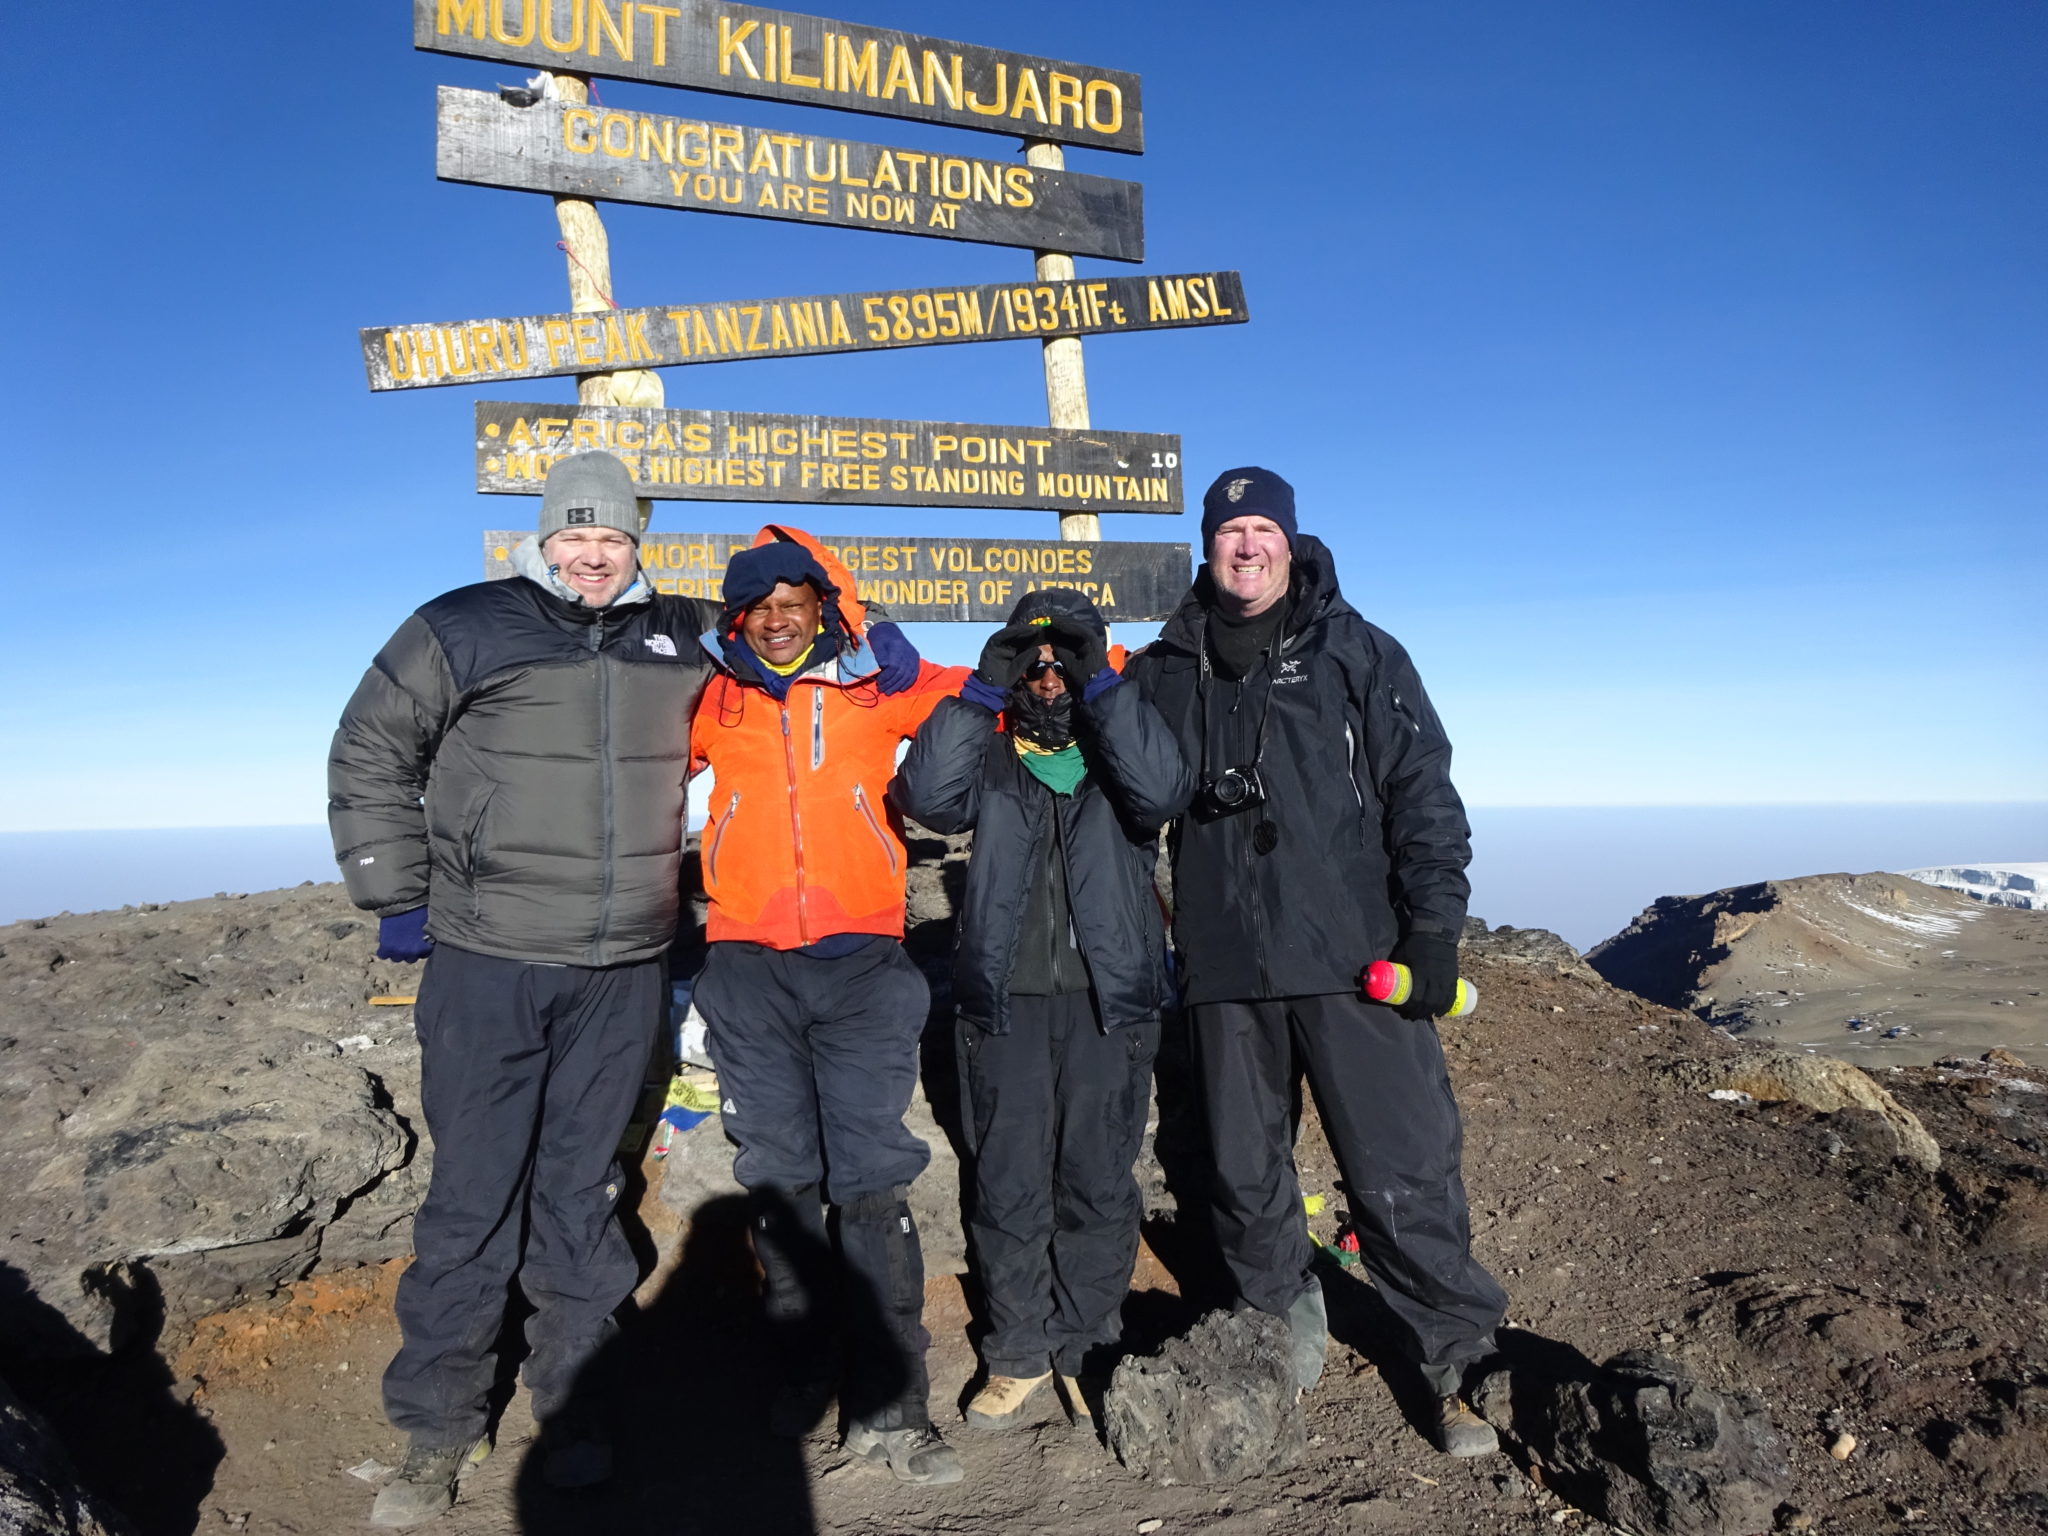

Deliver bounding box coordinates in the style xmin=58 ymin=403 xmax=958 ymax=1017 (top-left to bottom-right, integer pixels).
xmin=1471 ymin=1349 xmax=1788 ymax=1536
xmin=1667 ymin=1049 xmax=1941 ymax=1171
xmin=0 ymin=1370 xmax=133 ymax=1535
xmin=0 ymin=889 xmax=423 ymax=1353
xmin=1102 ymin=1308 xmax=1305 ymax=1483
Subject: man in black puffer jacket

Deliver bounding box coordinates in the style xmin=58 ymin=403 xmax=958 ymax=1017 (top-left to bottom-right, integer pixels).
xmin=1127 ymin=467 xmax=1508 ymax=1459
xmin=327 ymin=450 xmax=929 ymax=1525
xmin=892 ymin=588 xmax=1192 ymax=1431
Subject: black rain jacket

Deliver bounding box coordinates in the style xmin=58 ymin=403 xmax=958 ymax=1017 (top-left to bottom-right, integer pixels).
xmin=1126 ymin=535 xmax=1471 ymax=1005
xmin=327 ymin=576 xmax=717 ymax=967
xmin=890 ymin=681 xmax=1194 ymax=1035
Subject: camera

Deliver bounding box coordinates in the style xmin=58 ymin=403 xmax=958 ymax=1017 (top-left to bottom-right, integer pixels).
xmin=1195 ymin=763 xmax=1267 ymax=818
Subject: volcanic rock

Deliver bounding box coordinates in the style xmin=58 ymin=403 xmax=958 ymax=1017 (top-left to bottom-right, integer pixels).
xmin=1471 ymin=1348 xmax=1788 ymax=1536
xmin=1102 ymin=1308 xmax=1305 ymax=1483
xmin=0 ymin=1370 xmax=133 ymax=1535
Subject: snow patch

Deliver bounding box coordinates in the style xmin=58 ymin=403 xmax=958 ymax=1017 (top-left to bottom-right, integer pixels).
xmin=1841 ymin=899 xmax=1965 ymax=938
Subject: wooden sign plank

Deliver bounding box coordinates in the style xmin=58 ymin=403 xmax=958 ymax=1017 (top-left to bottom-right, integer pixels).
xmin=364 ymin=272 xmax=1246 ymax=390
xmin=485 ymin=530 xmax=1191 ymax=621
xmin=417 ymin=0 xmax=1143 ymax=155
xmin=436 ymin=86 xmax=1144 ymax=261
xmin=475 ymin=401 xmax=1183 ymax=512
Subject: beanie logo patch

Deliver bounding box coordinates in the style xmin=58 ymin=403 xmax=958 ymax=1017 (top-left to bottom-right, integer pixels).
xmin=566 ymin=507 xmax=596 ymax=525
xmin=1224 ymin=477 xmax=1253 ymax=503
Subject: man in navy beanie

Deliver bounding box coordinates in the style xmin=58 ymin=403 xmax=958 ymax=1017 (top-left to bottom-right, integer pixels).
xmin=1127 ymin=467 xmax=1507 ymax=1458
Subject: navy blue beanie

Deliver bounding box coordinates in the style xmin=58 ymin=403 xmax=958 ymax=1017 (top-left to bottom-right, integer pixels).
xmin=720 ymin=542 xmax=837 ymax=627
xmin=1200 ymin=467 xmax=1297 ymax=547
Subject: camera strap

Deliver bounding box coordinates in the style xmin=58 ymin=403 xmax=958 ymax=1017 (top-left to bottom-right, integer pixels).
xmin=1197 ymin=606 xmax=1283 ymax=782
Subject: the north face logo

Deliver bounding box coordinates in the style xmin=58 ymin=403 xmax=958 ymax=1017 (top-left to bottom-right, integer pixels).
xmin=566 ymin=507 xmax=596 ymax=525
xmin=645 ymin=634 xmax=677 ymax=656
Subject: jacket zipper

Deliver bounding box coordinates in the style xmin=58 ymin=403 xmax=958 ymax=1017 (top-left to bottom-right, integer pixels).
xmin=593 ymin=614 xmax=616 ymax=963
xmin=707 ymin=790 xmax=739 ymax=885
xmin=780 ymin=698 xmax=809 ymax=944
xmin=852 ymin=783 xmax=898 ymax=875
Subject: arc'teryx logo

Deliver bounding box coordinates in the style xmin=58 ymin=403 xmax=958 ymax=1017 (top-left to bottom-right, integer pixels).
xmin=1275 ymin=658 xmax=1308 ymax=685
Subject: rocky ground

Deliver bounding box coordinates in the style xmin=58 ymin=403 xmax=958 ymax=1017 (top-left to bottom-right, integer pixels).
xmin=3 ymin=853 xmax=2046 ymax=1535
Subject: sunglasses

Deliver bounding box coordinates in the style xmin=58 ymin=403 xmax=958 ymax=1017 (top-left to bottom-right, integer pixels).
xmin=1022 ymin=658 xmax=1069 ymax=680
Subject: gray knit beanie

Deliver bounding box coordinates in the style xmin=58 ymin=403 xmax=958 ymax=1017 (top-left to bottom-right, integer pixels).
xmin=538 ymin=451 xmax=642 ymax=544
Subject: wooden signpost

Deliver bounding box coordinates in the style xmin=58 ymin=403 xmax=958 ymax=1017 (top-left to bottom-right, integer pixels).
xmin=437 ymin=86 xmax=1145 ymax=260
xmin=371 ymin=5 xmax=1247 ymax=605
xmin=484 ymin=531 xmax=1191 ymax=619
xmin=363 ymin=272 xmax=1245 ymax=390
xmin=416 ymin=0 xmax=1145 ymax=154
xmin=474 ymin=402 xmax=1183 ymax=513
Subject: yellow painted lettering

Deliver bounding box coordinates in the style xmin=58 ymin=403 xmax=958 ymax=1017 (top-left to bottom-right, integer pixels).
xmin=717 ymin=16 xmax=760 ymax=78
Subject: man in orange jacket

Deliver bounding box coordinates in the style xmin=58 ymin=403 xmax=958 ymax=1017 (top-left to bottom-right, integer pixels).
xmin=688 ymin=526 xmax=968 ymax=1484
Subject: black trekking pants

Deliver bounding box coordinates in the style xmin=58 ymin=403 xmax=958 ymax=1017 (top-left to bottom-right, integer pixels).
xmin=695 ymin=936 xmax=935 ymax=1429
xmin=384 ymin=943 xmax=661 ymax=1445
xmin=958 ymin=994 xmax=1160 ymax=1378
xmin=1187 ymin=992 xmax=1507 ymax=1395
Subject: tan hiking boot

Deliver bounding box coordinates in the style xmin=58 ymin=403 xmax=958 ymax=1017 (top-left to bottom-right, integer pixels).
xmin=963 ymin=1371 xmax=1051 ymax=1430
xmin=1055 ymin=1372 xmax=1093 ymax=1424
xmin=1434 ymin=1394 xmax=1500 ymax=1458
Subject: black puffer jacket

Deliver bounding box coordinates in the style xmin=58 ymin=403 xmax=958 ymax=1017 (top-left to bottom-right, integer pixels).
xmin=328 ymin=576 xmax=717 ymax=967
xmin=891 ymin=682 xmax=1194 ymax=1034
xmin=1126 ymin=535 xmax=1471 ymax=1005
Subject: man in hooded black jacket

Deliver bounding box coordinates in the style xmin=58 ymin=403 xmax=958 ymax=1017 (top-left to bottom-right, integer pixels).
xmin=1127 ymin=467 xmax=1508 ymax=1457
xmin=892 ymin=588 xmax=1193 ymax=1431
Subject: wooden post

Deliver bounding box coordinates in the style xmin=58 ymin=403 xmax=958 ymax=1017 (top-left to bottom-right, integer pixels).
xmin=1026 ymin=141 xmax=1100 ymax=543
xmin=547 ymin=72 xmax=660 ymax=535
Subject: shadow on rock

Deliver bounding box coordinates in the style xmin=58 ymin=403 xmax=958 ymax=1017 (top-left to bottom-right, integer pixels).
xmin=1470 ymin=1335 xmax=1790 ymax=1536
xmin=0 ymin=1261 xmax=222 ymax=1536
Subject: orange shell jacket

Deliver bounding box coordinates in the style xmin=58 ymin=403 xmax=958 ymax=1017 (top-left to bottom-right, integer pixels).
xmin=689 ymin=527 xmax=967 ymax=949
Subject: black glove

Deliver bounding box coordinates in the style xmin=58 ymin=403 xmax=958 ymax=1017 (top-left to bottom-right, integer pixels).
xmin=1040 ymin=615 xmax=1108 ymax=686
xmin=974 ymin=622 xmax=1046 ymax=690
xmin=1390 ymin=933 xmax=1459 ymax=1021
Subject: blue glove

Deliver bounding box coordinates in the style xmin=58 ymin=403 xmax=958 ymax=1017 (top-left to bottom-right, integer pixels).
xmin=866 ymin=621 xmax=921 ymax=695
xmin=376 ymin=907 xmax=434 ymax=963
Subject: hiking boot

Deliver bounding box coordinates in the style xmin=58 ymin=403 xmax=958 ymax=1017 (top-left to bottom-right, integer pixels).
xmin=963 ymin=1371 xmax=1050 ymax=1430
xmin=538 ymin=1411 xmax=612 ymax=1490
xmin=368 ymin=1437 xmax=486 ymax=1528
xmin=767 ymin=1374 xmax=837 ymax=1439
xmin=1434 ymin=1394 xmax=1500 ymax=1458
xmin=1055 ymin=1372 xmax=1093 ymax=1426
xmin=1286 ymin=1286 xmax=1329 ymax=1392
xmin=843 ymin=1420 xmax=965 ymax=1485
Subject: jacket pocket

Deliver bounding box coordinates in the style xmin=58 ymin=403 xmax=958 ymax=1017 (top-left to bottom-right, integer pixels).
xmin=852 ymin=784 xmax=899 ymax=875
xmin=705 ymin=790 xmax=741 ymax=888
xmin=460 ymin=783 xmax=499 ymax=879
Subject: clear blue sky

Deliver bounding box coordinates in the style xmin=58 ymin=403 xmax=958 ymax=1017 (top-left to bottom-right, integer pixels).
xmin=4 ymin=0 xmax=2042 ymax=830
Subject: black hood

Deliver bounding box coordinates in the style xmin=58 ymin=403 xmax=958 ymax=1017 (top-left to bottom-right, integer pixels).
xmin=1005 ymin=584 xmax=1109 ymax=641
xmin=1157 ymin=532 xmax=1349 ymax=655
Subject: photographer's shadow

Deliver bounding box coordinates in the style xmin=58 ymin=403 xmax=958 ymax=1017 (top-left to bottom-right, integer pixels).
xmin=511 ymin=1193 xmax=822 ymax=1536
